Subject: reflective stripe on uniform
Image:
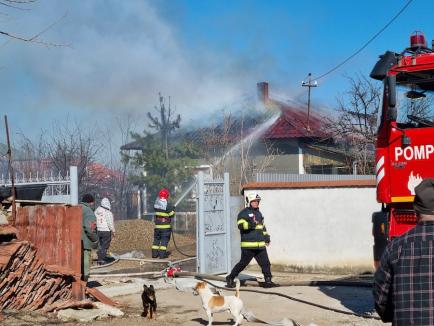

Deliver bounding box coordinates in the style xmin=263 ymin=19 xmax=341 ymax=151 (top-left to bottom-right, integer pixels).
xmin=159 ymin=246 xmax=167 ymax=250
xmin=155 ymin=224 xmax=171 ymax=229
xmin=155 ymin=211 xmax=174 ymax=217
xmin=255 ymin=224 xmax=264 ymax=230
xmin=241 ymin=241 xmax=266 ymax=248
xmin=237 ymin=219 xmax=249 ymax=230
xmin=152 ymin=245 xmax=160 ymax=250
xmin=263 ymin=231 xmax=268 ymax=236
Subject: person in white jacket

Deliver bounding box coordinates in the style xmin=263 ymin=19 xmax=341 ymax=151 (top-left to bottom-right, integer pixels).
xmin=95 ymin=198 xmax=115 ymax=265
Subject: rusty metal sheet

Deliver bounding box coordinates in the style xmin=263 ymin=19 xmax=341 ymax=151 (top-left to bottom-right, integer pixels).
xmin=86 ymin=287 xmax=118 ymax=306
xmin=0 ymin=225 xmax=17 ymax=236
xmin=14 ymin=205 xmax=84 ymax=299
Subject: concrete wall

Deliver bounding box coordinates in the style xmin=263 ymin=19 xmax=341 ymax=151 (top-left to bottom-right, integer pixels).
xmin=242 ymin=186 xmax=379 ymax=272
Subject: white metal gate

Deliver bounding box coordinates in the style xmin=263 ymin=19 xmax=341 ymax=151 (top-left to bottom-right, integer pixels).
xmin=196 ymin=172 xmax=231 ymax=274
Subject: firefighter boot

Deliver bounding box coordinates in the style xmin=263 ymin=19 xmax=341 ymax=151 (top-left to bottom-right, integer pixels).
xmin=263 ymin=277 xmax=280 ymax=288
xmin=226 ymin=275 xmax=236 ymax=288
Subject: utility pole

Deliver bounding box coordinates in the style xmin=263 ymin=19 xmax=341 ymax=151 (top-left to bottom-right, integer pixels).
xmin=301 ymin=73 xmax=318 ymax=130
xmin=4 ymin=115 xmax=16 ymax=225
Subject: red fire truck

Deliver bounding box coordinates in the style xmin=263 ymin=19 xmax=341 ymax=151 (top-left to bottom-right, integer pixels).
xmin=370 ymin=31 xmax=434 ymax=267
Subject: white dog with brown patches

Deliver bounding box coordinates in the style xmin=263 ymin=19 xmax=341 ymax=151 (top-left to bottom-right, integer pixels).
xmin=193 ymin=279 xmax=243 ymax=326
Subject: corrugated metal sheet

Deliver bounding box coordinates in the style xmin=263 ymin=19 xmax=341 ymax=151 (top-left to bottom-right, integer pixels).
xmin=14 ymin=205 xmax=84 ymax=299
xmin=15 ymin=205 xmax=82 ymax=274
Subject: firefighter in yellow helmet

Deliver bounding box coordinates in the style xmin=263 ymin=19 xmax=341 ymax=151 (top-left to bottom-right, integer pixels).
xmin=226 ymin=192 xmax=279 ymax=288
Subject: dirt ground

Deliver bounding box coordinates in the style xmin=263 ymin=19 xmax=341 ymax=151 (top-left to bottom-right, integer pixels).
xmin=110 ymin=219 xmax=195 ymax=256
xmin=1 ymin=220 xmax=389 ymax=326
xmin=1 ymin=271 xmax=390 ymax=326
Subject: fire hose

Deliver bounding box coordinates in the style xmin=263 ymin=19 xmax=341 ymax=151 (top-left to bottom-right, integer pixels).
xmin=90 ymin=262 xmax=380 ymax=321
xmin=171 ymin=272 xmax=380 ymax=321
xmin=171 ymin=229 xmax=196 ymax=258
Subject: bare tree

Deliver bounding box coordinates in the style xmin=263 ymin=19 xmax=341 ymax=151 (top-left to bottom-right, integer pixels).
xmin=326 ymin=74 xmax=381 ymax=174
xmin=102 ymin=113 xmax=138 ymax=218
xmin=0 ymin=0 xmax=67 ymax=47
xmin=400 ymin=95 xmax=434 ymax=122
xmin=39 ymin=120 xmax=101 ymax=194
xmin=14 ymin=132 xmax=47 ymax=177
xmin=147 ymin=93 xmax=181 ymax=159
xmin=196 ymin=110 xmax=278 ymax=194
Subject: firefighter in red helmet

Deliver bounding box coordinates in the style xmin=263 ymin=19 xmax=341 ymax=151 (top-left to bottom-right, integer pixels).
xmin=151 ymin=188 xmax=175 ymax=258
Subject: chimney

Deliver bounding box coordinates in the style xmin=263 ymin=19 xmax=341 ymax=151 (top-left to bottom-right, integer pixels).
xmin=257 ymin=82 xmax=269 ymax=106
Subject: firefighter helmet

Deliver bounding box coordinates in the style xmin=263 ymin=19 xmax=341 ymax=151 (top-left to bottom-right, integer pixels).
xmin=245 ymin=192 xmax=261 ymax=205
xmin=159 ymin=188 xmax=170 ymax=199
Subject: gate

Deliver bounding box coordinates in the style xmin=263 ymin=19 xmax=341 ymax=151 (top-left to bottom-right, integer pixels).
xmin=196 ymin=172 xmax=231 ymax=274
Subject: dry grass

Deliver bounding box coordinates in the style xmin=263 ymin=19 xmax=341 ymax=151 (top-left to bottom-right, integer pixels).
xmin=110 ymin=219 xmax=195 ymax=256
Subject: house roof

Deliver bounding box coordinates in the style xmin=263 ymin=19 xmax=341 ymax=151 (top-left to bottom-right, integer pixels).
xmin=263 ymin=100 xmax=329 ymax=140
xmin=120 ymin=140 xmax=142 ymax=151
xmin=120 ymin=99 xmax=331 ymax=151
xmin=87 ymin=162 xmax=122 ymax=181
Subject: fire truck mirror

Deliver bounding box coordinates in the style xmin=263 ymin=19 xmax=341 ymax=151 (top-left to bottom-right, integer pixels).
xmin=370 ymin=51 xmax=397 ymax=80
xmin=387 ymin=75 xmax=396 ymax=108
xmin=386 ymin=75 xmax=397 ymax=121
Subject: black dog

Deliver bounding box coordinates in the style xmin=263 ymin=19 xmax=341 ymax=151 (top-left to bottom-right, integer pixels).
xmin=141 ymin=284 xmax=157 ymax=319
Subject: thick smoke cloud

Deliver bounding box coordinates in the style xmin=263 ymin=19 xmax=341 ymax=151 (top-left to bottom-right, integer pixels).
xmin=1 ymin=0 xmax=281 ymax=124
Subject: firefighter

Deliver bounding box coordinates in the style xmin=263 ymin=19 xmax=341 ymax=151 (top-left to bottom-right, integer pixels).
xmin=226 ymin=192 xmax=279 ymax=288
xmin=151 ymin=188 xmax=175 ymax=259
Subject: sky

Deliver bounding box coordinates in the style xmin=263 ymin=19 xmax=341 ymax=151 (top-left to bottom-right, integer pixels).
xmin=0 ymin=0 xmax=433 ymax=150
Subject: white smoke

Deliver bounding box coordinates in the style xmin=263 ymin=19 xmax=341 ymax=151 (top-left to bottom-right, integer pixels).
xmin=0 ymin=0 xmax=275 ymax=124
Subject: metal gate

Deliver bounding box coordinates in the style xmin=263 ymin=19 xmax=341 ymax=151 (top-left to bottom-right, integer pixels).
xmin=196 ymin=171 xmax=231 ymax=274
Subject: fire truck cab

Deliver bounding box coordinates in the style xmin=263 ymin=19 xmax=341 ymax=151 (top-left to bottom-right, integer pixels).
xmin=370 ymin=31 xmax=434 ymax=267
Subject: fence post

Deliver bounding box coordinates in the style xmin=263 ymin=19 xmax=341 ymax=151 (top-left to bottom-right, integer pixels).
xmin=137 ymin=189 xmax=142 ymax=219
xmin=70 ymin=166 xmax=78 ymax=205
xmin=196 ymin=171 xmax=204 ymax=273
xmin=224 ymin=172 xmax=231 ymax=273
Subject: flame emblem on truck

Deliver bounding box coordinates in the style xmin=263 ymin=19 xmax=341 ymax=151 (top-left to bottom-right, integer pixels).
xmin=407 ymin=171 xmax=423 ymax=195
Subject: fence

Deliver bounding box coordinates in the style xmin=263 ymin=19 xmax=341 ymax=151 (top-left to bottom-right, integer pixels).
xmin=15 ymin=204 xmax=85 ymax=299
xmin=0 ymin=166 xmax=78 ymax=204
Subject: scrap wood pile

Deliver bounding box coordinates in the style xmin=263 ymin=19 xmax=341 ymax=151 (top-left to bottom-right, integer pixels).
xmin=111 ymin=219 xmax=195 ymax=254
xmin=0 ymin=226 xmax=76 ymax=311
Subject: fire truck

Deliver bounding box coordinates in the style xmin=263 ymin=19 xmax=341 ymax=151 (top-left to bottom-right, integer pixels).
xmin=370 ymin=31 xmax=434 ymax=267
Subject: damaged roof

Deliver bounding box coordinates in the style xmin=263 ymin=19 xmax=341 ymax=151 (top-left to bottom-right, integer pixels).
xmin=263 ymin=100 xmax=329 ymax=140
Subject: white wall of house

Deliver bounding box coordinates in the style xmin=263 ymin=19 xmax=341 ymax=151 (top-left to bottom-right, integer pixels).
xmin=244 ymin=186 xmax=379 ymax=272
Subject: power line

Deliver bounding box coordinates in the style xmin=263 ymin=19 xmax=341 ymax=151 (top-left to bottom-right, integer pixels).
xmin=313 ymin=0 xmax=414 ymax=81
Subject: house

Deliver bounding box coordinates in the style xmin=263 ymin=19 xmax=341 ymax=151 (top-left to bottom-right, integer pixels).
xmin=251 ymin=82 xmax=348 ymax=175
xmin=121 ymin=82 xmax=349 ymax=195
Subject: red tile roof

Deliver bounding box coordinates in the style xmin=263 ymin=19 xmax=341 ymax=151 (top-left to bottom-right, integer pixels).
xmin=87 ymin=162 xmax=122 ymax=181
xmin=263 ymin=100 xmax=329 ymax=139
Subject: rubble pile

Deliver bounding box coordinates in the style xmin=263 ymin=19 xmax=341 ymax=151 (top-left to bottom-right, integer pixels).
xmin=0 ymin=228 xmax=76 ymax=311
xmin=111 ymin=219 xmax=195 ymax=254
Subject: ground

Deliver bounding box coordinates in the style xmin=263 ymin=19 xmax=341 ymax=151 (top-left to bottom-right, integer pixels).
xmin=2 ymin=271 xmax=390 ymax=326
xmin=1 ymin=220 xmax=390 ymax=326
